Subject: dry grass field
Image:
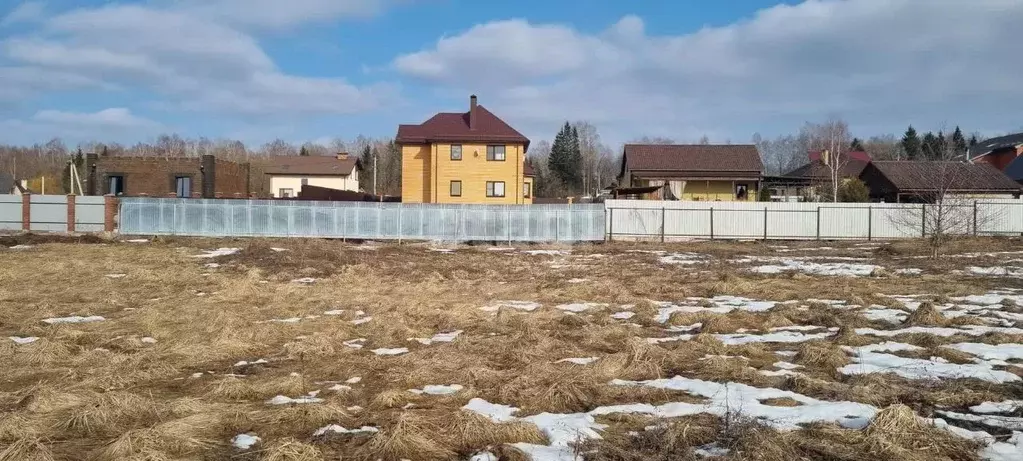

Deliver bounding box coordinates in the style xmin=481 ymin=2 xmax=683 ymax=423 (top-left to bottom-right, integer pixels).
xmin=3 ymin=235 xmax=1023 ymax=460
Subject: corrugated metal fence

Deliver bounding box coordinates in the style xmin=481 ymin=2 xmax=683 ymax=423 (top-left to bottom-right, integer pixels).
xmin=605 ymin=199 xmax=1023 ymax=240
xmin=118 ymin=198 xmax=605 ymax=241
xmin=0 ymin=194 xmax=106 ymax=232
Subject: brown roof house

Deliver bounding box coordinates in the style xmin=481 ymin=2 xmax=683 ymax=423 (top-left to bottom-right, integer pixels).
xmin=859 ymin=161 xmax=1021 ymax=202
xmin=396 ymin=95 xmax=533 ymax=204
xmin=85 ymin=154 xmax=252 ymax=198
xmin=619 ymin=144 xmax=764 ymax=201
xmin=261 ymin=154 xmax=362 ymax=198
xmin=763 ymin=150 xmax=872 ymax=201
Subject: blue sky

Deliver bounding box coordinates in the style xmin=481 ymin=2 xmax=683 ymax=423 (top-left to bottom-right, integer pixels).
xmin=1 ymin=0 xmax=1021 ymax=149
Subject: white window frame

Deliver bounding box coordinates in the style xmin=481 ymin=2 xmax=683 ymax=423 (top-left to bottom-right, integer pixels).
xmin=486 ymin=181 xmax=506 ymax=197
xmin=451 ymin=144 xmax=462 ymax=161
xmin=486 ymin=145 xmax=506 ymax=161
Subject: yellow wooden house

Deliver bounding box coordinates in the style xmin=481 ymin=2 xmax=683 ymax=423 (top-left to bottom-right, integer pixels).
xmin=619 ymin=144 xmax=764 ymax=201
xmin=396 ymin=95 xmax=533 ymax=204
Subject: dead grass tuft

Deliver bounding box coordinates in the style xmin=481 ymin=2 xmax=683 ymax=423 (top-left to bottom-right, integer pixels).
xmin=794 ymin=340 xmax=850 ymax=371
xmin=905 ymin=302 xmax=947 ymax=327
xmin=861 ymin=404 xmax=981 ymax=460
xmin=0 ymin=437 xmax=55 ymax=461
xmin=90 ymin=415 xmax=220 ymax=461
xmin=582 ymin=415 xmax=719 ymax=461
xmin=444 ymin=410 xmax=548 ymax=452
xmin=260 ymin=438 xmax=323 ymax=461
xmin=361 ymin=413 xmax=456 ymax=461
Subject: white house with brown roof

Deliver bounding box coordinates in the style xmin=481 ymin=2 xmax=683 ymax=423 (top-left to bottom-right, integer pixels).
xmin=619 ymin=144 xmax=764 ymax=201
xmin=263 ymin=154 xmax=362 ymax=198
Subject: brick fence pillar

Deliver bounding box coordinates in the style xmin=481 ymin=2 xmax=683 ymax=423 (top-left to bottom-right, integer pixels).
xmin=67 ymin=194 xmax=76 ymax=233
xmin=21 ymin=193 xmax=30 ymax=231
xmin=104 ymin=194 xmax=118 ymax=233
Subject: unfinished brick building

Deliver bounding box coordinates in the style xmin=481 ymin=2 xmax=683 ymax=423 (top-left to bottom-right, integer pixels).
xmin=84 ymin=154 xmax=252 ymax=198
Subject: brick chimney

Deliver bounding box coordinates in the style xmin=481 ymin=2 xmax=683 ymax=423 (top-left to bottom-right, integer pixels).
xmin=337 ymin=152 xmax=349 ymax=160
xmin=469 ymin=94 xmax=478 ymax=130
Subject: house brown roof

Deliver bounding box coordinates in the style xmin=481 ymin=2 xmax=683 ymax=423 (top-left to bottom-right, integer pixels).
xmin=262 ymin=155 xmax=361 ymax=176
xmin=396 ymin=99 xmax=530 ymax=150
xmin=865 ymin=161 xmax=1021 ymax=192
xmin=782 ymin=159 xmax=870 ymax=180
xmin=523 ymin=160 xmax=535 ymax=177
xmin=622 ymin=144 xmax=764 ymax=177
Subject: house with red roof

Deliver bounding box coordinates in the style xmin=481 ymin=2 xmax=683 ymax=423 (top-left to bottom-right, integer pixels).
xmin=396 ymin=95 xmax=533 ymax=204
xmin=618 ymin=144 xmax=764 ymax=201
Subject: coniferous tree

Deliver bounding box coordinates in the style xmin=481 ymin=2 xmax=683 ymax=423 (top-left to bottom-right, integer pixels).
xmin=969 ymin=135 xmax=979 ymax=147
xmin=299 ymin=146 xmax=309 ymax=156
xmin=568 ymin=126 xmax=582 ymax=191
xmin=951 ymin=126 xmax=968 ymax=159
xmin=921 ymin=132 xmax=938 ymax=160
xmin=901 ymin=126 xmax=922 ymax=160
xmin=548 ymin=122 xmax=577 ymax=191
xmin=850 ymin=138 xmax=865 ymax=151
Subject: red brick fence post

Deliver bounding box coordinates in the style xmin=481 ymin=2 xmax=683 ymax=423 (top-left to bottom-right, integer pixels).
xmin=104 ymin=195 xmax=119 ymax=233
xmin=21 ymin=192 xmax=30 ymax=231
xmin=67 ymin=194 xmax=76 ymax=233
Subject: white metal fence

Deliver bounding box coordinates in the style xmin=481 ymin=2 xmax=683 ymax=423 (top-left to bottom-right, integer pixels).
xmin=605 ymin=199 xmax=1023 ymax=241
xmin=0 ymin=194 xmax=106 ymax=232
xmin=118 ymin=198 xmax=606 ymax=242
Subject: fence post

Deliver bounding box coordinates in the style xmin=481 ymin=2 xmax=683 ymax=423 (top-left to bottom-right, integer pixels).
xmin=921 ymin=204 xmax=926 ymax=237
xmin=816 ymin=207 xmax=821 ymax=240
xmin=709 ymin=207 xmax=715 ymax=240
xmin=867 ymin=206 xmax=872 ymax=241
xmin=397 ymin=205 xmax=403 ymax=244
xmin=763 ymin=207 xmax=768 ymax=241
xmin=507 ymin=207 xmax=512 ymax=245
xmin=607 ymin=207 xmax=613 ymax=242
xmin=66 ymin=194 xmax=76 ymax=233
xmin=973 ymin=201 xmax=978 ymax=236
xmin=660 ymin=207 xmax=666 ymax=243
xmin=21 ymin=193 xmax=30 ymax=231
xmin=567 ymin=206 xmax=573 ymax=243
xmin=103 ymin=194 xmax=118 ymax=233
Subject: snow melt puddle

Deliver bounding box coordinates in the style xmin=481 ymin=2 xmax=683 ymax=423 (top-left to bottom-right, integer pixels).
xmin=231 ymin=433 xmax=260 ymax=449
xmin=409 ymin=330 xmax=463 ymax=345
xmin=313 ymin=425 xmax=379 ymax=437
xmin=42 ymin=315 xmax=105 ymax=325
xmin=748 ymin=259 xmax=879 ymax=277
xmin=266 ymin=394 xmax=323 ymax=405
xmin=556 ymin=357 xmax=600 ymax=365
xmin=481 ymin=300 xmax=541 ymax=312
xmin=655 ymin=296 xmax=776 ymax=322
xmin=9 ymin=336 xmax=39 ymax=344
xmin=556 ymin=302 xmax=608 ymax=313
xmin=840 ymin=343 xmax=1020 ymax=383
xmin=191 ymin=248 xmax=240 ymax=258
xmin=409 ymin=384 xmax=464 ymax=395
xmin=371 ymin=347 xmax=409 ymax=356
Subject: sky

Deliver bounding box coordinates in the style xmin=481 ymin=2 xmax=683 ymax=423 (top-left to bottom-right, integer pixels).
xmin=1 ymin=0 xmax=1021 ymax=149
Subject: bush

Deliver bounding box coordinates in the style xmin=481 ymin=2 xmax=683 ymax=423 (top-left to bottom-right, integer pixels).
xmin=838 ymin=179 xmax=870 ymax=202
xmin=758 ymin=187 xmax=772 ymax=202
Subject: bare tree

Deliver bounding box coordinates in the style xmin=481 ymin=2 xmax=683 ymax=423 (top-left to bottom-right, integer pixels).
xmin=698 ymin=135 xmax=710 ymax=145
xmin=756 ymin=134 xmax=806 ymax=175
xmin=862 ymin=134 xmax=901 ymax=160
xmin=259 ymin=139 xmax=297 ymax=157
xmin=631 ymin=136 xmax=675 ymax=145
xmin=802 ymin=118 xmax=851 ymax=202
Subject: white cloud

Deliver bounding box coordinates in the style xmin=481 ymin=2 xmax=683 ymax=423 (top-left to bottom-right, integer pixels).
xmin=394 ymin=0 xmax=1023 ymax=143
xmin=0 ymin=3 xmax=396 ymax=118
xmin=33 ymin=108 xmax=159 ymax=129
xmin=1 ymin=1 xmax=45 ymax=26
xmin=175 ymin=0 xmax=390 ymax=30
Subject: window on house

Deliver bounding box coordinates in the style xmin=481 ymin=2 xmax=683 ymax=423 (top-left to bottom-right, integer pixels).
xmin=735 ymin=184 xmax=749 ymax=200
xmin=301 ymin=178 xmax=309 ymax=186
xmin=486 ymin=181 xmax=506 ymax=197
xmin=486 ymin=145 xmax=506 ymax=161
xmin=450 ymin=180 xmax=462 ymax=197
xmin=279 ymin=188 xmax=294 ymax=198
xmin=107 ymin=175 xmax=125 ymax=196
xmin=174 ymin=176 xmax=192 ymax=198
xmin=523 ymin=182 xmax=531 ymax=198
xmin=451 ymin=144 xmax=462 ymax=161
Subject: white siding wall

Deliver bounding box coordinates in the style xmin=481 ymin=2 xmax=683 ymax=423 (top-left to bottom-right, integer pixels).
xmin=270 ymin=172 xmax=357 ymax=198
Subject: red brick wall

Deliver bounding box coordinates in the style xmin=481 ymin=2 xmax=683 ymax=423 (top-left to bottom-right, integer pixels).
xmin=213 ymin=158 xmax=250 ymax=197
xmin=974 ymin=149 xmax=1021 ymax=171
xmin=87 ymin=156 xmax=250 ymax=197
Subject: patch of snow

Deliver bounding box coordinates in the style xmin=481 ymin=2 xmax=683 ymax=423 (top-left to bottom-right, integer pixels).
xmin=969 ymin=266 xmax=1023 ymax=277
xmin=556 ymin=302 xmax=608 ymax=313
xmin=140 ymin=337 xmax=157 ymax=344
xmin=105 ymin=273 xmax=127 ymax=279
xmin=654 ymin=296 xmax=776 ymax=323
xmin=312 ymin=425 xmax=379 ymax=437
xmin=611 ymin=311 xmax=636 ymax=320
xmin=947 ymin=343 xmax=1023 ymax=361
xmin=291 ymin=277 xmax=316 ymax=284
xmin=270 ymin=247 xmax=288 ymax=252
xmin=647 ymin=334 xmax=693 ymax=344
xmin=481 ymin=300 xmax=541 ymax=312
xmin=849 ymin=342 xmax=925 ymax=353
xmin=469 ymin=452 xmax=498 ymax=461
xmin=487 ymin=247 xmax=515 ymax=252
xmin=231 ymin=433 xmax=260 ymax=450
xmin=429 ymin=248 xmax=456 ymax=253
xmin=9 ymin=336 xmax=39 ymax=344
xmin=566 ymin=278 xmax=589 ymax=284
xmin=328 ymin=384 xmax=351 ymax=392
xmin=233 ymin=359 xmax=268 ymax=367
xmin=861 ymin=308 xmax=909 ymax=323
xmin=856 ymin=325 xmax=1023 ymax=338
xmin=267 ymin=317 xmax=302 ymax=323
xmin=601 ymin=376 xmax=877 ymax=430
xmin=937 ymin=411 xmax=1023 ymax=430
xmin=9 ymin=244 xmax=33 ymax=249
xmin=346 ymin=405 xmax=363 ymax=412
xmin=972 ymin=401 xmax=1023 ymax=414
xmin=776 ymin=351 xmax=797 ymax=358
xmin=266 ymin=394 xmax=324 ymax=405
xmin=125 ymin=239 xmax=149 ymax=243
xmin=694 ymin=443 xmax=730 ymax=458
xmin=204 ymin=263 xmax=220 ymax=269
xmin=773 ymin=361 xmax=803 ymax=370
xmin=556 ymin=357 xmax=600 ymax=365
xmin=770 ymin=325 xmax=826 ymax=332
xmin=410 ymin=330 xmax=463 ymax=345
xmin=895 ymin=268 xmax=923 ymax=275
xmin=190 ymin=372 xmax=204 ymax=379
xmin=323 ymin=309 xmax=344 ymax=315
xmin=191 ymin=247 xmax=240 ymax=258
xmin=351 ymin=316 xmax=373 ymax=325
xmin=523 ymin=249 xmax=572 ymax=256
xmin=463 ymin=398 xmax=519 ymax=422
xmin=840 ymin=348 xmax=1019 ymax=383
xmin=371 ymin=347 xmax=408 ymax=356
xmin=749 ymin=260 xmax=880 ymax=277
xmin=658 ymin=252 xmax=708 ymax=265
xmin=343 ymin=338 xmax=366 ymax=349
xmin=346 ymin=376 xmax=362 ymax=384
xmin=42 ymin=315 xmax=104 ymax=325
xmin=714 ymin=330 xmax=834 ymax=345
xmin=409 ymin=384 xmax=464 ymax=395
xmin=982 ymin=431 xmax=1023 ymax=461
